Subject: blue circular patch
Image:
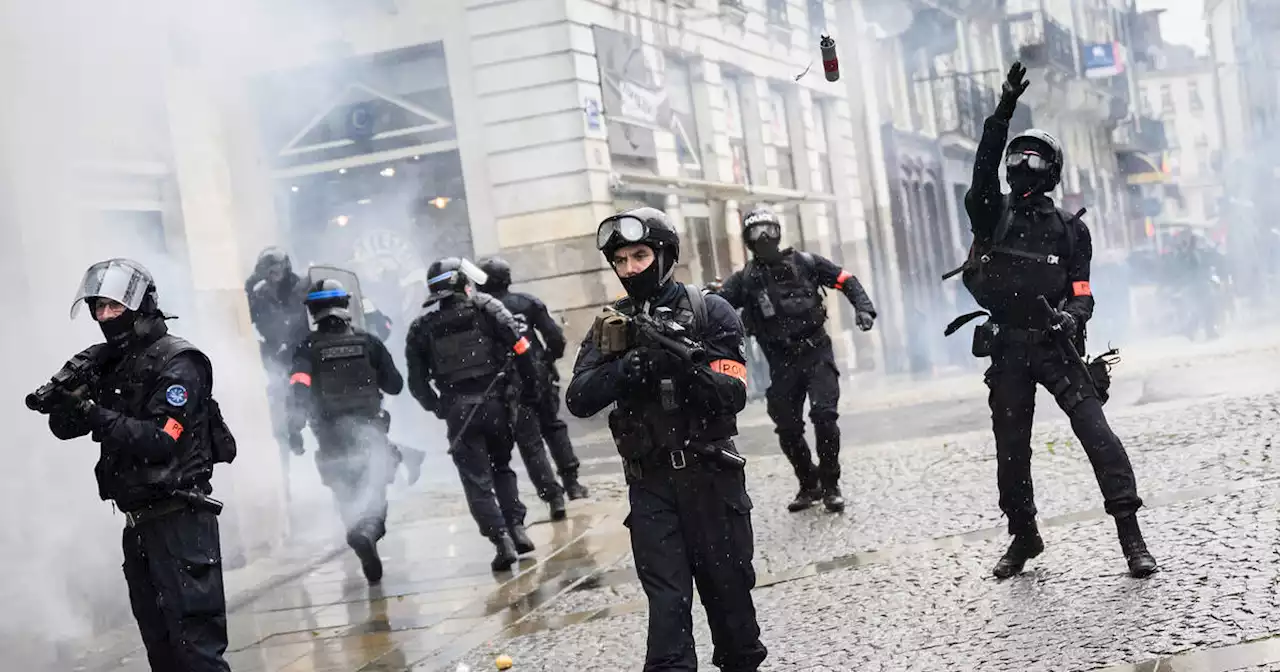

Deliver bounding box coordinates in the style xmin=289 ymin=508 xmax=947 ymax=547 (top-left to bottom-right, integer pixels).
xmin=165 ymin=385 xmax=189 ymax=407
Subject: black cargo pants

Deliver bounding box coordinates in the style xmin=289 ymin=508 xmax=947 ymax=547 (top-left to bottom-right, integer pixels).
xmin=314 ymin=416 xmax=395 ymax=547
xmin=625 ymin=447 xmax=767 ymax=671
xmin=763 ymin=337 xmax=843 ymax=490
xmin=985 ymin=334 xmax=1144 ymax=534
xmin=514 ymin=370 xmax=581 ymax=499
xmin=446 ymin=395 xmax=527 ymax=537
xmin=122 ymin=507 xmax=230 ymax=672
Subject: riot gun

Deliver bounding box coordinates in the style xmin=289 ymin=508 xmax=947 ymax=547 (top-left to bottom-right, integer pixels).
xmin=1036 ymin=296 xmax=1097 ymax=391
xmin=598 ymin=306 xmax=707 ymax=364
xmin=25 ymin=345 xmax=107 ymax=413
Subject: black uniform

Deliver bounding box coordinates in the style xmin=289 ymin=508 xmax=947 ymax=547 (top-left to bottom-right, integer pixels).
xmin=489 ymin=287 xmax=585 ymax=497
xmin=405 ymin=286 xmax=540 ymax=568
xmin=245 ymin=268 xmax=308 ymax=456
xmin=953 ymin=61 xmax=1155 ymax=578
xmin=288 ymin=322 xmax=403 ymax=581
xmin=568 ymin=281 xmax=766 ymax=671
xmin=574 ymin=204 xmax=767 ymax=670
xmin=47 ymin=322 xmax=231 ymax=671
xmin=719 ymin=248 xmax=875 ymax=508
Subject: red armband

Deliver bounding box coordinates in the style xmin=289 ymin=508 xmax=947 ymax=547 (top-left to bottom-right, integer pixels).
xmin=289 ymin=372 xmax=312 ymax=387
xmin=709 ymin=359 xmax=748 ymax=384
xmin=162 ymin=418 xmax=184 ymax=440
xmin=1072 ymin=281 xmax=1091 ymax=297
xmin=834 ymin=270 xmax=852 ymax=290
xmin=513 ymin=337 xmax=531 ymax=355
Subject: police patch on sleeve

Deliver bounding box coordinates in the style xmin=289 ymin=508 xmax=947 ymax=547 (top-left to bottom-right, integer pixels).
xmin=165 ymin=384 xmax=189 ymax=407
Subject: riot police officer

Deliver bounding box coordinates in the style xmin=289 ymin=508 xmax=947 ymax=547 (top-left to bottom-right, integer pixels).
xmin=286 ymin=278 xmax=404 ymax=583
xmin=36 ymin=259 xmax=235 ymax=671
xmin=567 ymin=207 xmax=767 ymax=671
xmin=405 ymin=257 xmax=542 ymax=571
xmin=478 ymin=256 xmax=589 ymax=503
xmin=952 ymin=62 xmax=1157 ymax=578
xmin=245 ymin=247 xmax=309 ymax=460
xmin=716 ymin=206 xmax=877 ymax=513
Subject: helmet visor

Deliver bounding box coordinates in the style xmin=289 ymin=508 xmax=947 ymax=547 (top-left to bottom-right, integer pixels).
xmin=745 ymin=222 xmax=781 ymax=242
xmin=596 ymin=215 xmax=648 ymax=251
xmin=1005 ymin=151 xmax=1051 ymax=172
xmin=70 ymin=259 xmax=153 ymax=319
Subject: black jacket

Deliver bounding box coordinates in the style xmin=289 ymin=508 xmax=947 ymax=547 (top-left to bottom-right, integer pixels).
xmin=49 ymin=320 xmax=217 ymax=511
xmin=567 ymin=282 xmax=748 ymax=448
xmin=964 ymin=114 xmax=1095 ymax=329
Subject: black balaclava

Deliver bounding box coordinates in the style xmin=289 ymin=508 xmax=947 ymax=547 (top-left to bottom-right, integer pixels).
xmin=96 ymin=307 xmax=167 ymax=347
xmin=749 ymin=236 xmax=784 ymax=263
xmin=619 ymin=243 xmax=672 ymax=302
xmin=1007 ymin=164 xmax=1043 ymax=199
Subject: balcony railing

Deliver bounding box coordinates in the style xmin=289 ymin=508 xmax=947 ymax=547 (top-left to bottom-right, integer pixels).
xmin=1003 ymin=11 xmax=1078 ymax=75
xmin=929 ymin=72 xmax=999 ymax=143
xmin=1114 ymin=115 xmax=1168 ymax=154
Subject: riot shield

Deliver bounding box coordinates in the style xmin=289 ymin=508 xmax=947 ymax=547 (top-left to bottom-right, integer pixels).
xmin=305 ymin=264 xmax=367 ymax=332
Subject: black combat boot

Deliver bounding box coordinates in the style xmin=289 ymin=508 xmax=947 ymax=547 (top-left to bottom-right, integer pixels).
xmin=787 ymin=484 xmax=823 ymax=512
xmin=509 ymin=524 xmax=536 ymax=554
xmin=822 ymin=484 xmax=846 ymax=513
xmin=1116 ymin=515 xmax=1158 ymax=578
xmin=548 ymin=495 xmax=567 ymax=521
xmin=490 ymin=533 xmax=519 ymax=571
xmin=992 ymin=529 xmax=1045 ymax=579
xmin=562 ymin=472 xmax=590 ymax=500
xmin=347 ymin=530 xmax=383 ymax=584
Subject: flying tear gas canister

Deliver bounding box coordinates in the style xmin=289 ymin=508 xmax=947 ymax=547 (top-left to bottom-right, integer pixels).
xmin=820 ymin=34 xmax=839 ymax=82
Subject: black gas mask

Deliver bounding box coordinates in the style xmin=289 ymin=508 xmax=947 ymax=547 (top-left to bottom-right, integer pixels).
xmin=746 ymin=222 xmax=783 ymax=263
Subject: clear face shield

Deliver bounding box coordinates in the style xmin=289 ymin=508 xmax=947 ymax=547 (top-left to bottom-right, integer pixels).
xmin=70 ymin=259 xmax=154 ymax=320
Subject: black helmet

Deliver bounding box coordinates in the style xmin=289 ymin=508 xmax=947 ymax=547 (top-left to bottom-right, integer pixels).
xmin=477 ymin=256 xmax=512 ymax=293
xmin=1006 ymin=129 xmax=1064 ymax=192
xmin=427 ymin=257 xmax=469 ymax=296
xmin=741 ymin=206 xmax=782 ymax=242
xmin=305 ymin=277 xmax=352 ymax=323
xmin=596 ymin=207 xmax=680 ymax=261
xmin=255 ymin=246 xmax=292 ymax=279
xmin=71 ymin=258 xmax=167 ymax=344
xmin=595 ymin=206 xmax=681 ymax=300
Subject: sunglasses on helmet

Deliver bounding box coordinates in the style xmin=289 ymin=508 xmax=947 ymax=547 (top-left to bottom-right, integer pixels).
xmin=1005 ymin=150 xmax=1051 ymax=172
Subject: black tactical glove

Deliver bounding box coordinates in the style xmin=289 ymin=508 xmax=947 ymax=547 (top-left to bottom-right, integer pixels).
xmin=620 ymin=349 xmax=652 ymax=388
xmin=288 ymin=431 xmax=305 ymax=455
xmin=1047 ymin=309 xmax=1078 ymax=336
xmin=855 ymin=310 xmax=875 ymax=331
xmin=995 ymin=61 xmax=1030 ymax=121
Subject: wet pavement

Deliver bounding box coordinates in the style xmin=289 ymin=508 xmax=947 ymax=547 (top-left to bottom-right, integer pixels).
xmin=77 ymin=332 xmax=1280 ymax=672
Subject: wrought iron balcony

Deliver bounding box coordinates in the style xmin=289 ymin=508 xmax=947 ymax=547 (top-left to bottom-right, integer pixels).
xmin=1114 ymin=115 xmax=1168 ymax=154
xmin=929 ymin=72 xmax=999 ymax=144
xmin=1003 ymin=11 xmax=1079 ymax=76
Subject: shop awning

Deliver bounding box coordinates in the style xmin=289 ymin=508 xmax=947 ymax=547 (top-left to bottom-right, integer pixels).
xmin=612 ymin=171 xmax=838 ymax=204
xmin=1116 ymin=149 xmax=1165 ymax=185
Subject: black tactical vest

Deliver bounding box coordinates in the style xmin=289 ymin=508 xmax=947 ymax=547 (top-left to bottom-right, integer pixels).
xmin=610 ymin=284 xmax=737 ymax=460
xmin=308 ymin=329 xmax=382 ymax=418
xmin=742 ymin=252 xmax=826 ymax=346
xmin=425 ymin=298 xmax=502 ymax=385
xmin=93 ymin=334 xmax=215 ymax=507
xmin=962 ymin=207 xmax=1075 ymax=323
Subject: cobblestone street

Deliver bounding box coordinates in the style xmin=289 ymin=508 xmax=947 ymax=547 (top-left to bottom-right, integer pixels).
xmin=78 ymin=335 xmax=1280 ymax=672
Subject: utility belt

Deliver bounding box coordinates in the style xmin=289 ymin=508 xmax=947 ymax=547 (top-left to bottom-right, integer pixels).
xmin=122 ymin=489 xmax=224 ymax=528
xmin=944 ymin=310 xmax=1054 ymax=357
xmin=622 ymin=442 xmax=747 ymax=481
xmin=759 ymin=329 xmax=829 ymax=357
